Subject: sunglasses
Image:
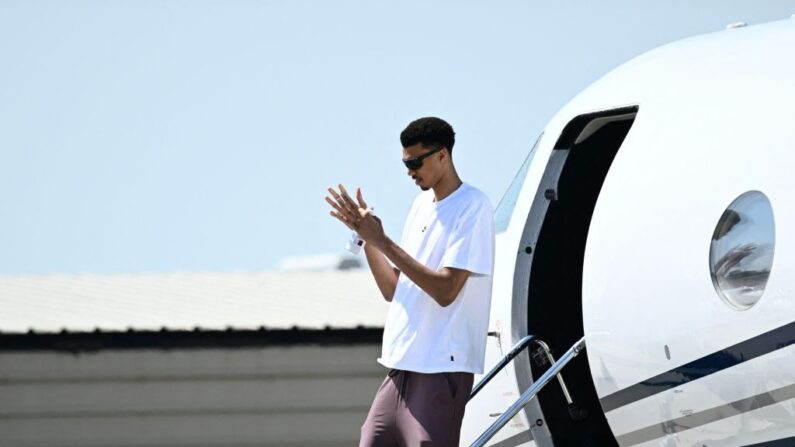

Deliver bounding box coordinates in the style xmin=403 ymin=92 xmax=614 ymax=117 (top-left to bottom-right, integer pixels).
xmin=403 ymin=146 xmax=444 ymax=170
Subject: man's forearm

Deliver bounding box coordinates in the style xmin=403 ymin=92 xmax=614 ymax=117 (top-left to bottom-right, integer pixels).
xmin=374 ymin=236 xmax=462 ymax=307
xmin=364 ymin=243 xmax=399 ymax=301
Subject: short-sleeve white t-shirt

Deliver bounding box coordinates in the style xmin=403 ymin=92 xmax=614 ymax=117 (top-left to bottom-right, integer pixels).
xmin=377 ymin=182 xmax=495 ymax=374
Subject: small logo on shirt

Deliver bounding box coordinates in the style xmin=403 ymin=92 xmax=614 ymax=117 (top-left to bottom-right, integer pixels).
xmin=450 ymin=355 xmax=455 ymax=362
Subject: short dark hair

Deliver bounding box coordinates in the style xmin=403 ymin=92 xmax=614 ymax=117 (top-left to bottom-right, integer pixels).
xmin=400 ymin=117 xmax=456 ymax=154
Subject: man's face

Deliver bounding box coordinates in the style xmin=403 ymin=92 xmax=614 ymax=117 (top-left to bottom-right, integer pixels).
xmin=402 ymin=143 xmax=444 ymax=191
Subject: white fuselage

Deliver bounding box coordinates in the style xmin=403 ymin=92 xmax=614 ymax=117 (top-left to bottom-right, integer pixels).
xmin=462 ymin=18 xmax=795 ymax=447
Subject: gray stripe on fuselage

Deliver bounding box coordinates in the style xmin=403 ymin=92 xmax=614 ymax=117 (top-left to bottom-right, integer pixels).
xmin=487 ymin=429 xmax=533 ymax=447
xmin=615 ymin=382 xmax=795 ymax=446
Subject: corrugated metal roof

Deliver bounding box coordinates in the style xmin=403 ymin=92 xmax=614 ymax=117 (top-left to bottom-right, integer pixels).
xmin=0 ymin=269 xmax=387 ymax=334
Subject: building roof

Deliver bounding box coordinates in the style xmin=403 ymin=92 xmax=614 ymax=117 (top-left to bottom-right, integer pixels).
xmin=0 ymin=269 xmax=387 ymax=334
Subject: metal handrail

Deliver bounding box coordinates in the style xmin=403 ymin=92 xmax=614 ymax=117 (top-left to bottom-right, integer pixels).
xmin=469 ymin=337 xmax=586 ymax=447
xmin=533 ymin=339 xmax=573 ymax=406
xmin=469 ymin=335 xmax=537 ymax=401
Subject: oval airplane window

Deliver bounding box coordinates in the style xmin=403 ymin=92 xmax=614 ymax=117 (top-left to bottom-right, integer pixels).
xmin=709 ymin=191 xmax=775 ymax=310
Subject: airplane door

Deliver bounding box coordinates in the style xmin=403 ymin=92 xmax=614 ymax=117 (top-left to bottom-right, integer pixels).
xmin=513 ymin=106 xmax=638 ymax=447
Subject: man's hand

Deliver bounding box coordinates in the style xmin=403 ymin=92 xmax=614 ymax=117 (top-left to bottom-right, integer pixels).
xmin=325 ymin=184 xmax=386 ymax=247
xmin=325 ymin=184 xmax=470 ymax=307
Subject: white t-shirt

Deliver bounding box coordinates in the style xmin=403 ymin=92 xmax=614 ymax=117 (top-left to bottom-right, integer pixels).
xmin=377 ymin=182 xmax=495 ymax=374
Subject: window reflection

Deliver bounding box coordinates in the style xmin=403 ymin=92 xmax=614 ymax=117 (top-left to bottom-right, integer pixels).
xmin=709 ymin=191 xmax=775 ymax=310
xmin=494 ymin=133 xmax=544 ymax=232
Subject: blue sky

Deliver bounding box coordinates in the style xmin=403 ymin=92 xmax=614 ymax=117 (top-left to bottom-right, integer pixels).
xmin=1 ymin=0 xmax=792 ymax=275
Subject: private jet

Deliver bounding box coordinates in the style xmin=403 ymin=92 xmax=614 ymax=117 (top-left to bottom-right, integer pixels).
xmin=460 ymin=17 xmax=795 ymax=447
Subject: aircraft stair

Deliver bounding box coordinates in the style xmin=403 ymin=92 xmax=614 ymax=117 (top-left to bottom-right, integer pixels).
xmin=468 ymin=336 xmax=587 ymax=447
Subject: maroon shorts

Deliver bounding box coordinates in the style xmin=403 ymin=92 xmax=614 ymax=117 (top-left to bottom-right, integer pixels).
xmin=359 ymin=368 xmax=474 ymax=447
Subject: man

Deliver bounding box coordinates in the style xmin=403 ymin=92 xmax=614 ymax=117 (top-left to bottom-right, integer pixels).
xmin=325 ymin=117 xmax=495 ymax=446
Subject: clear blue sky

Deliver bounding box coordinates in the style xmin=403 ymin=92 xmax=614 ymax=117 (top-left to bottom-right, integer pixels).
xmin=1 ymin=0 xmax=792 ymax=275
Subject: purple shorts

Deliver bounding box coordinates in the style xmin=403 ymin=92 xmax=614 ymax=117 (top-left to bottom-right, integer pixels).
xmin=359 ymin=368 xmax=474 ymax=447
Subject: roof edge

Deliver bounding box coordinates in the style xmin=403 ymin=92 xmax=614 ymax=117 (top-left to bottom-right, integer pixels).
xmin=0 ymin=326 xmax=383 ymax=353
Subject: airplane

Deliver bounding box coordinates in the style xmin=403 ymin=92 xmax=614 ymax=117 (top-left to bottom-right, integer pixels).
xmin=460 ymin=16 xmax=795 ymax=447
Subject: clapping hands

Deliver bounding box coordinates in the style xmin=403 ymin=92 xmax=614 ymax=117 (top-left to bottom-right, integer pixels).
xmin=325 ymin=184 xmax=385 ymax=248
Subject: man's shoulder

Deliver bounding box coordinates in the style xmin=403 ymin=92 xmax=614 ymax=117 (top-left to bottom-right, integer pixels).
xmin=463 ymin=183 xmax=489 ymax=201
xmin=460 ymin=183 xmax=493 ymax=212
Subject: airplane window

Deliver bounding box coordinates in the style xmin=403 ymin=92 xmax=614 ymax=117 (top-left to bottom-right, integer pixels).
xmin=494 ymin=133 xmax=543 ymax=232
xmin=709 ymin=191 xmax=775 ymax=310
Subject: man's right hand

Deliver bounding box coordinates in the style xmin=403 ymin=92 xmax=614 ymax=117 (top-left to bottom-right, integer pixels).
xmin=325 ymin=184 xmax=387 ymax=248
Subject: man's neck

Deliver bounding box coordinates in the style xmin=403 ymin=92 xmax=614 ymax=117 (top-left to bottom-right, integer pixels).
xmin=432 ymin=171 xmax=463 ymax=203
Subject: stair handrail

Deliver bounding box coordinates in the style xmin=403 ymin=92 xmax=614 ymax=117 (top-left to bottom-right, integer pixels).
xmin=469 ymin=337 xmax=586 ymax=447
xmin=469 ymin=334 xmax=537 ymax=401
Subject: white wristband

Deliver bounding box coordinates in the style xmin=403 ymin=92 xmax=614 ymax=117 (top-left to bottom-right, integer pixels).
xmin=344 ymin=207 xmax=374 ymax=255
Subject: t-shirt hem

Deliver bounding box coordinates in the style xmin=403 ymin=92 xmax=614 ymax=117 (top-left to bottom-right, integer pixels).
xmin=377 ymin=357 xmax=484 ymax=375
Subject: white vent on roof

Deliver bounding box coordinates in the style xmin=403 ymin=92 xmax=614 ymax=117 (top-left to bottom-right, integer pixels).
xmin=726 ymin=22 xmax=748 ymax=29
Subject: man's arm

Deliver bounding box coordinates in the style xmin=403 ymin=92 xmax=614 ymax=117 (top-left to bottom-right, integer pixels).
xmin=326 ymin=184 xmax=469 ymax=307
xmin=325 ymin=185 xmax=400 ymax=302
xmin=363 ymin=243 xmax=399 ymax=302
xmin=375 ymin=236 xmax=469 ymax=307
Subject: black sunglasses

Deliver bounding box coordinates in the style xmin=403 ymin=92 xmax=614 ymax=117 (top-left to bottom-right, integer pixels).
xmin=403 ymin=146 xmax=444 ymax=170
